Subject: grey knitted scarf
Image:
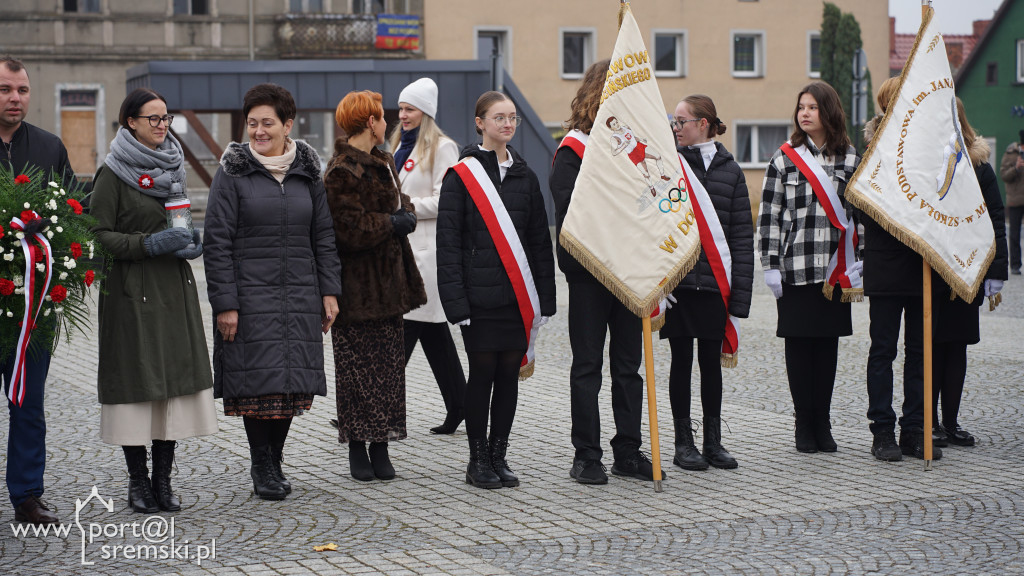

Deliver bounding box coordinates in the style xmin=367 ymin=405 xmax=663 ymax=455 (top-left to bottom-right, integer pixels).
xmin=104 ymin=126 xmax=187 ymax=199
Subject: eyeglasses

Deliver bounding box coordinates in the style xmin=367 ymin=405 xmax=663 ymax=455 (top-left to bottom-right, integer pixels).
xmin=481 ymin=115 xmax=522 ymax=126
xmin=135 ymin=115 xmax=175 ymax=128
xmin=670 ymin=118 xmax=700 ymax=130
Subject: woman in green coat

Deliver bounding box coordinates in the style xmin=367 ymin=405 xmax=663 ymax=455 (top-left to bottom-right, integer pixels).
xmin=91 ymin=88 xmax=217 ymax=514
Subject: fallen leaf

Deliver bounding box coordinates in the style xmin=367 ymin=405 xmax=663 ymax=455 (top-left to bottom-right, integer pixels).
xmin=313 ymin=543 xmax=338 ymax=552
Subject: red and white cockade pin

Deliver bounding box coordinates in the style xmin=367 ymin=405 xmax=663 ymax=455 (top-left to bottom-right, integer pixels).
xmin=403 ymin=159 xmax=416 ymax=172
xmin=138 ymin=174 xmax=154 ymax=189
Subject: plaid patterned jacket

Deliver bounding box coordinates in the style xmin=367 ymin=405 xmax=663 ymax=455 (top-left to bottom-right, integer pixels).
xmin=757 ymin=141 xmax=860 ymax=286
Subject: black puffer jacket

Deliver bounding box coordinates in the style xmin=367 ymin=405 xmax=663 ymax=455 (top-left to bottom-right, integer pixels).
xmin=436 ymin=145 xmax=557 ymax=324
xmin=671 ymin=143 xmax=755 ymax=319
xmin=204 ymin=141 xmax=342 ymax=400
xmin=550 ymin=144 xmax=593 ymax=282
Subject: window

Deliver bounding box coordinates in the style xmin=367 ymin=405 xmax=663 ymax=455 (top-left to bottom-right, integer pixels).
xmin=560 ymin=28 xmax=596 ymax=79
xmin=174 ymin=0 xmax=209 ymax=15
xmin=290 ymin=0 xmax=323 ymax=12
xmin=735 ymin=122 xmax=789 ymax=167
xmin=1017 ymin=40 xmax=1024 ymax=83
xmin=652 ymin=30 xmax=687 ymax=77
xmin=731 ymin=31 xmax=765 ymax=77
xmin=64 ymin=0 xmax=100 ymax=12
xmin=986 ymin=62 xmax=998 ymax=86
xmin=352 ymin=0 xmax=386 ymax=13
xmin=808 ymin=32 xmax=821 ymax=78
xmin=475 ymin=28 xmax=512 ymax=74
xmin=296 ymin=111 xmax=334 ymax=168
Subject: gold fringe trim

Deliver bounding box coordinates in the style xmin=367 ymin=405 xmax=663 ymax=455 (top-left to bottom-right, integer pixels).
xmin=720 ymin=353 xmax=738 ymax=369
xmin=559 ymin=229 xmax=701 ymax=319
xmin=651 ymin=313 xmax=666 ymax=332
xmin=822 ymin=282 xmax=834 ymax=301
xmin=519 ymin=359 xmax=535 ymax=381
xmin=841 ymin=287 xmax=864 ymax=303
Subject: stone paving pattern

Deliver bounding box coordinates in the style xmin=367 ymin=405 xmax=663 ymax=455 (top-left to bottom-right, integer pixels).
xmin=2 ymin=255 xmax=1023 ymax=575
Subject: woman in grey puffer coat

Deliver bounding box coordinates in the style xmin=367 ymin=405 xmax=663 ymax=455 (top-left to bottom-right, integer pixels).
xmin=204 ymin=84 xmax=341 ymax=501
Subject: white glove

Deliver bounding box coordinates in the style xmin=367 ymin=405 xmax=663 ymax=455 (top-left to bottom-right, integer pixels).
xmin=764 ymin=269 xmax=783 ymax=299
xmin=456 ymin=319 xmax=471 ymax=326
xmin=536 ymin=316 xmax=550 ymax=327
xmin=847 ymin=260 xmax=863 ymax=285
xmin=666 ymin=293 xmax=677 ymax=309
xmin=985 ymin=279 xmax=1003 ymax=297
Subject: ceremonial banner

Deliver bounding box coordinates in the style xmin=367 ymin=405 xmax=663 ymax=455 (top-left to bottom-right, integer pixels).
xmin=559 ymin=3 xmax=700 ymax=316
xmin=847 ymin=7 xmax=994 ymax=301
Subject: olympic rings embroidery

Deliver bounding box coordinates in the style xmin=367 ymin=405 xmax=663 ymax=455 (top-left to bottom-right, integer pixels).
xmin=658 ymin=186 xmax=689 ymax=213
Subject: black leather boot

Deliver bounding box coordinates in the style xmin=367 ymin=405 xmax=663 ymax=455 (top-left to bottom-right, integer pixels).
xmin=489 ymin=437 xmax=519 ymax=487
xmin=673 ymin=418 xmax=708 ymax=471
xmin=349 ymin=441 xmax=375 ymax=481
xmin=368 ymin=442 xmax=396 ymax=480
xmin=814 ymin=420 xmax=838 ymax=452
xmin=431 ymin=408 xmax=464 ymax=435
xmin=269 ymin=443 xmax=292 ymax=494
xmin=150 ymin=440 xmax=180 ymax=512
xmin=123 ymin=446 xmax=159 ymax=513
xmin=702 ymin=417 xmax=738 ymax=469
xmin=249 ymin=445 xmax=287 ymax=500
xmin=465 ymin=438 xmax=501 ymax=489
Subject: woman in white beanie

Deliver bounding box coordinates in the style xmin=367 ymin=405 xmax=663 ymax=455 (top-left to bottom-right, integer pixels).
xmin=389 ymin=77 xmax=467 ymax=434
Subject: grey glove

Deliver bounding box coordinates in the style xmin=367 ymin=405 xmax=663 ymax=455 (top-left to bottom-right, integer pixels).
xmin=174 ymin=229 xmax=203 ymax=260
xmin=390 ymin=208 xmax=416 ymax=237
xmin=144 ymin=227 xmax=193 ymax=257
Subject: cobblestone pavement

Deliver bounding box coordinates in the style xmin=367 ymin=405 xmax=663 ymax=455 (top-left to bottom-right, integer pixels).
xmin=2 ymin=256 xmax=1023 ymax=575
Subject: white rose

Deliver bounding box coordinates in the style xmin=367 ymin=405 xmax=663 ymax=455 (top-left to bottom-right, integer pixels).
xmin=49 ymin=181 xmax=59 ymax=188
xmin=36 ymin=263 xmax=46 ymax=272
xmin=59 ymin=272 xmax=68 ymax=280
xmin=46 ymin=231 xmax=54 ymax=239
xmin=44 ymin=295 xmax=51 ymax=302
xmin=64 ymin=260 xmax=77 ymax=269
xmin=56 ymin=226 xmax=63 ymax=233
xmin=50 ymin=215 xmax=58 ymax=223
xmin=43 ymin=308 xmax=51 ymax=317
xmin=47 ymin=199 xmax=57 ymax=210
xmin=23 ymin=202 xmax=30 ymax=209
xmin=60 ymin=189 xmax=66 ymax=196
xmin=3 ymin=253 xmax=13 ymax=261
xmin=13 ymin=275 xmax=22 ymax=285
xmin=15 ymin=232 xmax=24 ymax=240
xmin=6 ymin=311 xmax=12 ymax=317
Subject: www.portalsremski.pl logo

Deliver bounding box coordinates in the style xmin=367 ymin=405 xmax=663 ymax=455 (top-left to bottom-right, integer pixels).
xmin=9 ymin=486 xmax=216 ymax=566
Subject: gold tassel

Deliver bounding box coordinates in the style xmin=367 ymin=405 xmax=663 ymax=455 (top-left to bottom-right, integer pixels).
xmin=840 ymin=287 xmax=864 ymax=303
xmin=651 ymin=313 xmax=666 ymax=331
xmin=720 ymin=353 xmax=738 ymax=369
xmin=821 ymin=282 xmax=835 ymax=301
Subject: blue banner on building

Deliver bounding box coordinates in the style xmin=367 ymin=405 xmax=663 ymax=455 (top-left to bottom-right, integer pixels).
xmin=376 ymin=14 xmax=420 ymax=50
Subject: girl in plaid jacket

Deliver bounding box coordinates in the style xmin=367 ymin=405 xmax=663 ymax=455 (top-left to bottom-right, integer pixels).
xmin=757 ymin=82 xmax=861 ymax=455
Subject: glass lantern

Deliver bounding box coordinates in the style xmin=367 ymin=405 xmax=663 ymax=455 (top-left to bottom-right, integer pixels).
xmin=164 ymin=183 xmax=194 ymax=247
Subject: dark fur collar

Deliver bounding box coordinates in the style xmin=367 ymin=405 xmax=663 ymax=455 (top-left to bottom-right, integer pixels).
xmin=219 ymin=139 xmax=322 ymax=180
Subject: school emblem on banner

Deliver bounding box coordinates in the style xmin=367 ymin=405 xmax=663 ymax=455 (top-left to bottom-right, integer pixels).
xmin=559 ymin=2 xmax=700 ymax=316
xmin=847 ymin=7 xmax=995 ymax=302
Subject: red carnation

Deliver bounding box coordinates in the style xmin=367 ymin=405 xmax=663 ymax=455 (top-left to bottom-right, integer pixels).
xmin=0 ymin=224 xmax=5 ymax=238
xmin=66 ymin=199 xmax=83 ymax=215
xmin=84 ymin=270 xmax=95 ymax=287
xmin=14 ymin=174 xmax=30 ymax=185
xmin=49 ymin=285 xmax=67 ymax=304
xmin=20 ymin=210 xmax=37 ymax=223
xmin=0 ymin=278 xmax=14 ymax=296
xmin=70 ymin=242 xmax=82 ymax=259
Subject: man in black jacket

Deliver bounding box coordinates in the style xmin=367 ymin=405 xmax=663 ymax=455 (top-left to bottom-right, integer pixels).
xmin=0 ymin=56 xmax=76 ymax=525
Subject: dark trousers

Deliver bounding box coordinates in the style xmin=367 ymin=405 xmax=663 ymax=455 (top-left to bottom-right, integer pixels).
xmin=932 ymin=341 xmax=968 ymax=428
xmin=668 ymin=337 xmax=723 ymax=420
xmin=2 ymin=347 xmax=51 ymax=508
xmin=784 ymin=337 xmax=838 ymax=428
xmin=1008 ymin=206 xmax=1024 ymax=271
xmin=866 ymin=295 xmax=924 ymax=434
xmin=568 ymin=281 xmax=644 ymax=463
xmin=404 ymin=320 xmax=467 ymax=415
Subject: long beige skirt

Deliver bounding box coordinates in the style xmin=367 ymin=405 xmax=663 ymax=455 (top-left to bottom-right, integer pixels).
xmin=100 ymin=388 xmax=219 ymax=446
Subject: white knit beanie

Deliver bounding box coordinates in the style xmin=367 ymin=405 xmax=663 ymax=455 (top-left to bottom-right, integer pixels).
xmin=398 ymin=77 xmax=438 ymax=119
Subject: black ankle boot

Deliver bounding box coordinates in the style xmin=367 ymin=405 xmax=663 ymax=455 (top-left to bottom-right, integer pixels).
xmin=814 ymin=419 xmax=838 ymax=452
xmin=368 ymin=442 xmax=396 ymax=480
xmin=349 ymin=441 xmax=375 ymax=481
xmin=673 ymin=418 xmax=708 ymax=471
xmin=489 ymin=437 xmax=519 ymax=487
xmin=269 ymin=443 xmax=292 ymax=494
xmin=430 ymin=408 xmax=464 ymax=435
xmin=465 ymin=438 xmax=501 ymax=489
xmin=702 ymin=416 xmax=738 ymax=469
xmin=123 ymin=446 xmax=159 ymax=513
xmin=150 ymin=440 xmax=180 ymax=512
xmin=794 ymin=415 xmax=818 ymax=453
xmin=249 ymin=445 xmax=287 ymax=500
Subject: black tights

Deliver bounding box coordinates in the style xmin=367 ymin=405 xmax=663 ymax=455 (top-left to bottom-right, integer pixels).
xmin=668 ymin=337 xmax=723 ymax=420
xmin=243 ymin=416 xmax=294 ymax=448
xmin=932 ymin=342 xmax=968 ymax=428
xmin=464 ymin=349 xmax=524 ymax=441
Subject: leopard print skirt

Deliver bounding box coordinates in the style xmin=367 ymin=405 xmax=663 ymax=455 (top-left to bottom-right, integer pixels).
xmin=332 ymin=316 xmax=407 ymax=443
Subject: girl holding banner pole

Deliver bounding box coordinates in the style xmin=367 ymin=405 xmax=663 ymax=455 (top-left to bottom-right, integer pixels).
xmin=757 ymin=81 xmax=861 ymax=454
xmin=663 ymin=95 xmax=753 ymax=471
xmin=436 ymin=91 xmax=556 ymax=489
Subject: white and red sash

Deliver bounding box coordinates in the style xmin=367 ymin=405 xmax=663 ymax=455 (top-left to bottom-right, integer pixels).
xmin=452 ymin=157 xmax=542 ymax=379
xmin=678 ymin=153 xmax=740 ymax=367
xmin=6 ymin=213 xmax=54 ymax=407
xmin=780 ymin=142 xmax=863 ymax=302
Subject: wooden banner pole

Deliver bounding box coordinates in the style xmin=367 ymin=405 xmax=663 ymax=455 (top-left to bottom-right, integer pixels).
xmin=923 ymin=260 xmax=934 ymax=469
xmin=642 ymin=316 xmax=664 ymax=492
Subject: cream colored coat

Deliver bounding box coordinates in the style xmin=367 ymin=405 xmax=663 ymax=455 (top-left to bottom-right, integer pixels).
xmin=400 ymin=135 xmax=459 ymax=323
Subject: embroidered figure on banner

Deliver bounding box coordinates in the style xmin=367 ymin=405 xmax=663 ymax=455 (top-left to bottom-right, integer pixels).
xmin=936 ymin=94 xmax=967 ymax=202
xmin=607 ymin=116 xmax=671 ymax=199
